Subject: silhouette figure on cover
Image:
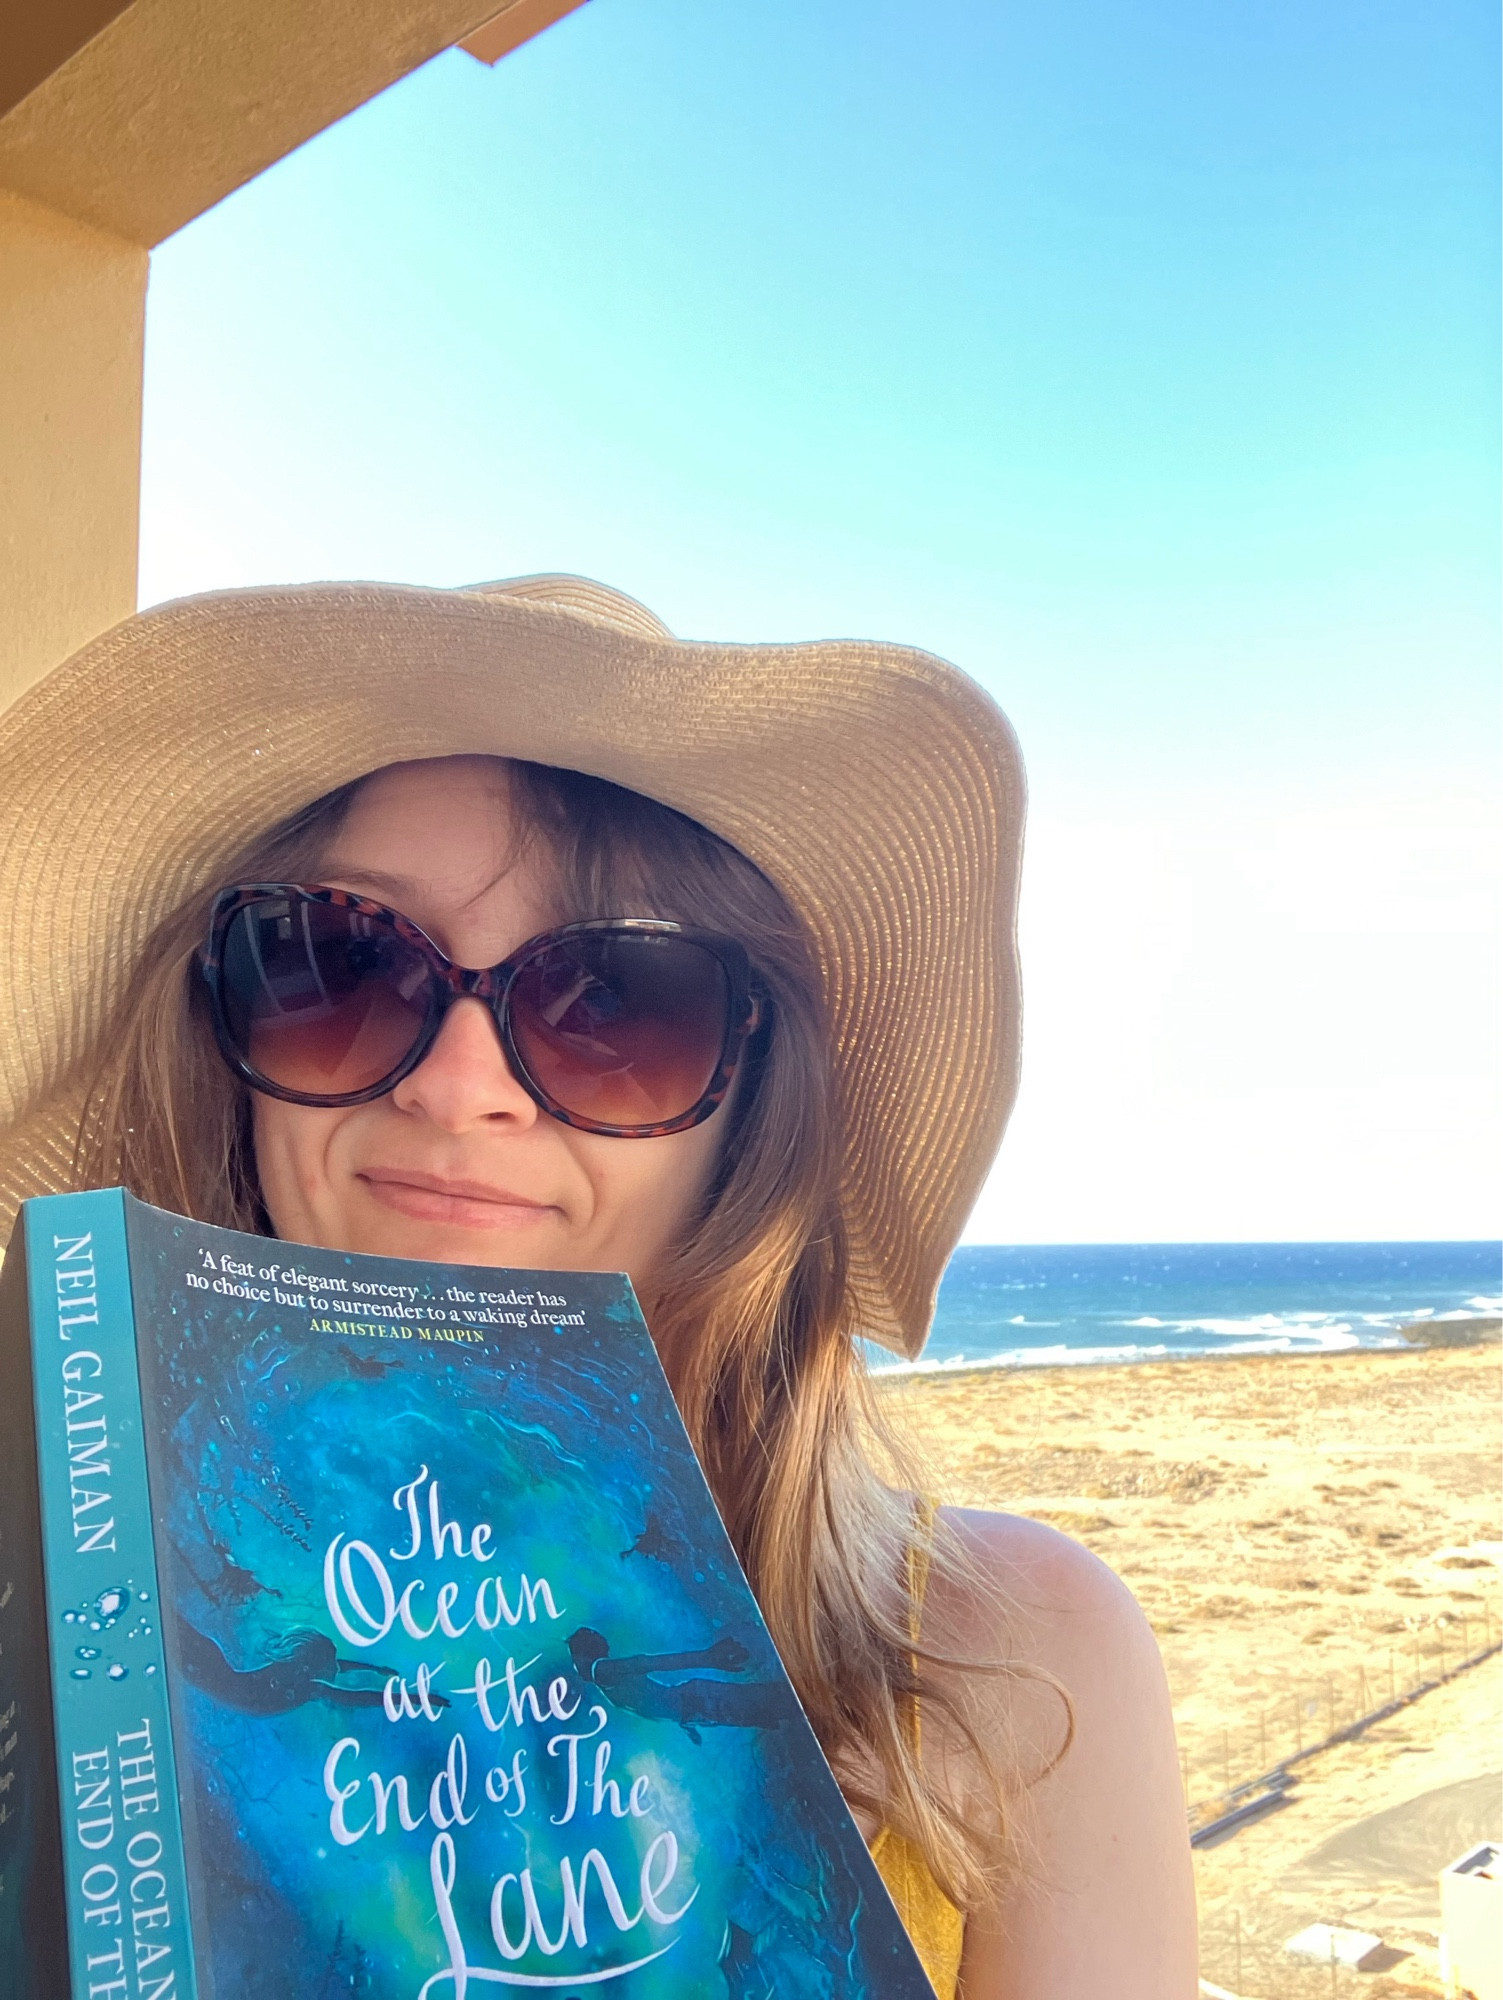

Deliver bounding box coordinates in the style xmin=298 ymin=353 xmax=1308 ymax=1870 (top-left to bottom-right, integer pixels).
xmin=567 ymin=1625 xmax=799 ymax=1739
xmin=176 ymin=1621 xmax=407 ymax=1713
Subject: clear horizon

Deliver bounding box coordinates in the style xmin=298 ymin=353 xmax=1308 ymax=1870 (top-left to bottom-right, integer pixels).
xmin=137 ymin=0 xmax=1500 ymax=1244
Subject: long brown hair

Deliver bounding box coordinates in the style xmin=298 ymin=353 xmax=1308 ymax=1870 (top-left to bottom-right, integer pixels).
xmin=78 ymin=757 xmax=1026 ymax=1904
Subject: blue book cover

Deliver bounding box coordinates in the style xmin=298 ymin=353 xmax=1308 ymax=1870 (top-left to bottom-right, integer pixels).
xmin=1 ymin=1190 xmax=935 ymax=1998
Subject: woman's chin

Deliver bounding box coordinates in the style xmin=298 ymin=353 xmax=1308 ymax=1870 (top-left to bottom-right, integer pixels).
xmin=271 ymin=1190 xmax=573 ymax=1269
xmin=353 ymin=1213 xmax=568 ymax=1269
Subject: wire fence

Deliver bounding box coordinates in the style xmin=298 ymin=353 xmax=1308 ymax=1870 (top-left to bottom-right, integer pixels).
xmin=1185 ymin=1604 xmax=1499 ymax=1996
xmin=1183 ymin=1601 xmax=1499 ymax=1844
xmin=1198 ymin=1917 xmax=1421 ymax=2000
xmin=1198 ymin=1903 xmax=1450 ymax=2000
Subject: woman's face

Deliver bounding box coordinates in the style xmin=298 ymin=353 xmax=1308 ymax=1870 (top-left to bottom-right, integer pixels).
xmin=251 ymin=757 xmax=730 ymax=1299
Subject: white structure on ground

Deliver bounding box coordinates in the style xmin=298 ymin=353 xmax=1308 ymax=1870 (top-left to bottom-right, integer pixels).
xmin=1441 ymin=1842 xmax=1500 ymax=2000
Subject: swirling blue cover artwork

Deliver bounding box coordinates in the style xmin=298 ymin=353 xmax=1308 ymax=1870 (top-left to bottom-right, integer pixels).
xmin=121 ymin=1199 xmax=932 ymax=1999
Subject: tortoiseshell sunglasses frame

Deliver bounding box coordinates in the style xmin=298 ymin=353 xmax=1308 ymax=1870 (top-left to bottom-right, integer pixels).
xmin=200 ymin=882 xmax=761 ymax=1137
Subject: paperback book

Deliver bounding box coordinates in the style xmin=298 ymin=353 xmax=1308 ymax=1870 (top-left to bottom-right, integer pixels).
xmin=0 ymin=1188 xmax=934 ymax=1998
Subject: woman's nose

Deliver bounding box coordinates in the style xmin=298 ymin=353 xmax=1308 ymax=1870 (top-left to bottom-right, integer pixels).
xmin=388 ymin=996 xmax=540 ymax=1132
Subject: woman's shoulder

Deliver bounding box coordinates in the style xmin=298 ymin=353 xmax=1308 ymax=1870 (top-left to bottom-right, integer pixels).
xmin=922 ymin=1505 xmax=1200 ymax=1996
xmin=928 ymin=1503 xmax=1162 ymax=1711
xmin=917 ymin=1503 xmax=1180 ymax=1837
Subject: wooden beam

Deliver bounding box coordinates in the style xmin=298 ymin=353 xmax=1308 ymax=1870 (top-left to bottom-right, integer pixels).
xmin=0 ymin=0 xmax=135 ymax=122
xmin=0 ymin=0 xmax=513 ymax=249
xmin=460 ymin=0 xmax=589 ymax=66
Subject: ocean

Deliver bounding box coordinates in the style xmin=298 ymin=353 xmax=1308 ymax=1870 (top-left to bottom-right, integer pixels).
xmin=871 ymin=1241 xmax=1503 ymax=1375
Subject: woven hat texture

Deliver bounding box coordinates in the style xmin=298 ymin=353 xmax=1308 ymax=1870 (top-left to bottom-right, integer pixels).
xmin=0 ymin=576 xmax=1025 ymax=1357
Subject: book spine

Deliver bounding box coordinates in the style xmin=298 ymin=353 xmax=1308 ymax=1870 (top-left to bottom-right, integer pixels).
xmin=26 ymin=1190 xmax=198 ymax=2000
xmin=0 ymin=1222 xmax=69 ymax=1997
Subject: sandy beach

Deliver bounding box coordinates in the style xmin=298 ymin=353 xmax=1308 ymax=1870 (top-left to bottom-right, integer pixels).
xmin=878 ymin=1339 xmax=1501 ymax=1996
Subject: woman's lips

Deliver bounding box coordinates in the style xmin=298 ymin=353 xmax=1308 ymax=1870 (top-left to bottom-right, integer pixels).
xmin=357 ymin=1168 xmax=560 ymax=1231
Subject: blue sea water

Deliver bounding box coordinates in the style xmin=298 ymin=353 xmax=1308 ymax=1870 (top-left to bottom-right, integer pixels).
xmin=873 ymin=1241 xmax=1502 ymax=1375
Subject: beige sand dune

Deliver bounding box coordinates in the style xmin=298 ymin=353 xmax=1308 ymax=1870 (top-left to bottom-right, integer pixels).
xmin=878 ymin=1342 xmax=1502 ymax=1996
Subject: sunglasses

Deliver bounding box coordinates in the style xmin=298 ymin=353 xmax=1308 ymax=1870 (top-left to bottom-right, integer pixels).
xmin=201 ymin=884 xmax=761 ymax=1136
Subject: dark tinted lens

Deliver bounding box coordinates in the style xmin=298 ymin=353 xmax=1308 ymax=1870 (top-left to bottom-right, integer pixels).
xmin=509 ymin=933 xmax=731 ymax=1128
xmin=220 ymin=897 xmax=434 ymax=1098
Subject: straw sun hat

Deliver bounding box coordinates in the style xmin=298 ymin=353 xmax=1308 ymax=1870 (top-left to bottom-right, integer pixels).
xmin=0 ymin=575 xmax=1024 ymax=1358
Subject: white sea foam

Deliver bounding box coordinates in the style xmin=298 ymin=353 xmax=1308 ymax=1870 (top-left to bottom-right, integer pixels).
xmin=1171 ymin=1314 xmax=1288 ymax=1337
xmin=870 ymin=1341 xmax=1178 ymax=1379
xmin=874 ymin=1244 xmax=1502 ymax=1377
xmin=869 ymin=1313 xmax=1377 ymax=1379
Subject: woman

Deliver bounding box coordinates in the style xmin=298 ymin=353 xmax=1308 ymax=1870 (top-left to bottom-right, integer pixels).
xmin=0 ymin=573 xmax=1196 ymax=1995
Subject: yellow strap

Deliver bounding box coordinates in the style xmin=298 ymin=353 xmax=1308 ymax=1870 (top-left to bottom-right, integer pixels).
xmin=880 ymin=1506 xmax=966 ymax=1999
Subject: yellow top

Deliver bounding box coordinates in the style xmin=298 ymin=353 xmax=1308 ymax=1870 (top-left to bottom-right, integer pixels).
xmin=869 ymin=1502 xmax=966 ymax=1998
xmin=870 ymin=1823 xmax=965 ymax=1997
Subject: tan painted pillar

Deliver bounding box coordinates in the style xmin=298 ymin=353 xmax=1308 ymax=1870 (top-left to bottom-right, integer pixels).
xmin=0 ymin=188 xmax=146 ymax=707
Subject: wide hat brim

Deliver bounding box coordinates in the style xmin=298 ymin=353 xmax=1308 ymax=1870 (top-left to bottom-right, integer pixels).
xmin=0 ymin=575 xmax=1024 ymax=1357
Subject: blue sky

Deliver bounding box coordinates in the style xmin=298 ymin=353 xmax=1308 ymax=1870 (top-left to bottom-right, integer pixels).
xmin=139 ymin=0 xmax=1500 ymax=1241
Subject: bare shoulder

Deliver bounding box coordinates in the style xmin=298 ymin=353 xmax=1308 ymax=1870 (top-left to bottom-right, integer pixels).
xmin=926 ymin=1506 xmax=1166 ymax=1756
xmin=922 ymin=1507 xmax=1199 ymax=1998
xmin=938 ymin=1502 xmax=1144 ymax=1629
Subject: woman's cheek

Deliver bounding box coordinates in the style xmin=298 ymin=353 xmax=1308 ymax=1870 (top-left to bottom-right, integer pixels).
xmin=251 ymin=1097 xmax=338 ymax=1238
xmin=583 ymin=1120 xmax=726 ymax=1283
